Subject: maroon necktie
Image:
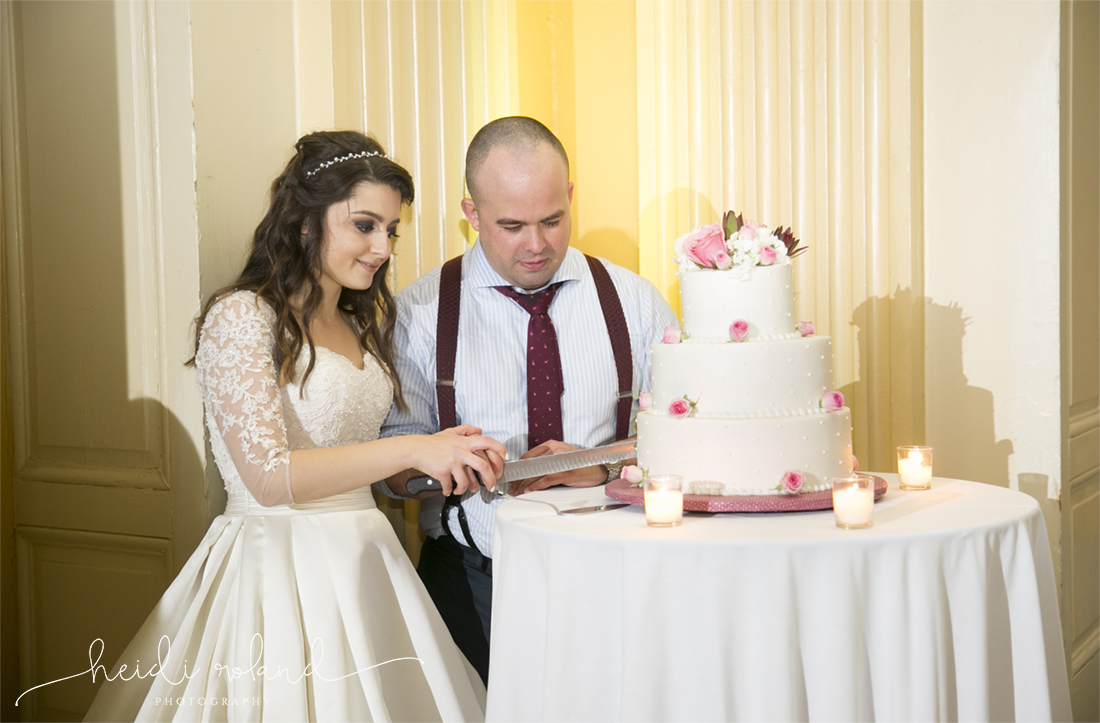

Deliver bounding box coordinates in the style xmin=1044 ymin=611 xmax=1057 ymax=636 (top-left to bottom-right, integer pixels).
xmin=496 ymin=283 xmax=565 ymax=448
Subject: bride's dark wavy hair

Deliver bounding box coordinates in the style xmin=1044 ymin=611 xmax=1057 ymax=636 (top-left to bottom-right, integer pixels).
xmin=187 ymin=131 xmax=412 ymax=408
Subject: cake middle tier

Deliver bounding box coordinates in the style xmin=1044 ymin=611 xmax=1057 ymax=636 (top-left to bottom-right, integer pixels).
xmin=636 ymin=408 xmax=854 ymax=496
xmin=650 ymin=335 xmax=834 ymax=415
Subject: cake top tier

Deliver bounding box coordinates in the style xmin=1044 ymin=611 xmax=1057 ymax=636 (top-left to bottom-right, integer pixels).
xmin=680 ymin=264 xmax=798 ymax=340
xmin=672 ymin=212 xmax=807 ymax=341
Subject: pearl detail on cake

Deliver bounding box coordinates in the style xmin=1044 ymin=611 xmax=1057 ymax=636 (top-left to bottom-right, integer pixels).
xmin=646 ymin=405 xmax=834 ymax=420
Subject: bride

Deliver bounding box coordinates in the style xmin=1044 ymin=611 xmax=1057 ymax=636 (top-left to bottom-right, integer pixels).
xmin=84 ymin=131 xmax=504 ymax=722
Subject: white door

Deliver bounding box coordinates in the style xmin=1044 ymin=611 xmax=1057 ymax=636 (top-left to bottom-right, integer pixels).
xmin=2 ymin=2 xmax=208 ymax=718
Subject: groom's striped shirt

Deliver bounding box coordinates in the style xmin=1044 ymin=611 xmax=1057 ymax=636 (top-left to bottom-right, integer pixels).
xmin=380 ymin=241 xmax=678 ymax=555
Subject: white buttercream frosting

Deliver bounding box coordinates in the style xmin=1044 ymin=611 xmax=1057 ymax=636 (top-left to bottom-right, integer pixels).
xmin=636 ymin=260 xmax=854 ymax=496
xmin=680 ymin=264 xmax=796 ymax=341
xmin=637 ymin=409 xmax=854 ymax=497
xmin=681 ymin=331 xmax=802 ymax=343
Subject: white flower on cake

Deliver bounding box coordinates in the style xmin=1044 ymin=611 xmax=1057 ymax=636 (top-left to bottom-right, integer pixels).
xmin=673 ymin=211 xmax=805 ymax=272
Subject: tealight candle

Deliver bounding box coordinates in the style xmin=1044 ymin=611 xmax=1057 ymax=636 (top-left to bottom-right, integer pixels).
xmin=896 ymin=446 xmax=933 ymax=490
xmin=832 ymin=474 xmax=874 ymax=529
xmin=644 ymin=475 xmax=683 ymax=527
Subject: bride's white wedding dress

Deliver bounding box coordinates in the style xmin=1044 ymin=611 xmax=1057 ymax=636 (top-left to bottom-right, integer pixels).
xmin=85 ymin=291 xmax=485 ymax=722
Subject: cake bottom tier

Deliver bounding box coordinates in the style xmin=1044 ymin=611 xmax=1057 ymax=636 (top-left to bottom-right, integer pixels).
xmin=636 ymin=408 xmax=854 ymax=496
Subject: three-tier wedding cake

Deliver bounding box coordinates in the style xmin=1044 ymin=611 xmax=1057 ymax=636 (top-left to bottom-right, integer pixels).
xmin=635 ymin=213 xmax=855 ymax=496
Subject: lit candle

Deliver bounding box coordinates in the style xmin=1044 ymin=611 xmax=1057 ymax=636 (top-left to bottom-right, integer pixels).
xmin=896 ymin=446 xmax=933 ymax=490
xmin=644 ymin=475 xmax=683 ymax=527
xmin=832 ymin=475 xmax=874 ymax=529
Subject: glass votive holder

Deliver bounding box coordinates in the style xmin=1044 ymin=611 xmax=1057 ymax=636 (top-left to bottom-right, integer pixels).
xmin=896 ymin=445 xmax=933 ymax=490
xmin=644 ymin=475 xmax=683 ymax=527
xmin=832 ymin=474 xmax=875 ymax=529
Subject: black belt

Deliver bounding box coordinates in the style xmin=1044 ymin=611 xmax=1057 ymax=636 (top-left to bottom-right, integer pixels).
xmin=441 ymin=494 xmax=490 ymax=569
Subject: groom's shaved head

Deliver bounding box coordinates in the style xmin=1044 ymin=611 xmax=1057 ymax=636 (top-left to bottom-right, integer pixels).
xmin=465 ymin=116 xmax=569 ymax=203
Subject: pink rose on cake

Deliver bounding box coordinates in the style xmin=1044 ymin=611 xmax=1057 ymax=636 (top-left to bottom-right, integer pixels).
xmin=638 ymin=392 xmax=652 ymax=411
xmin=729 ymin=319 xmax=749 ymax=342
xmin=662 ymin=326 xmax=682 ymax=344
xmin=851 ymin=455 xmax=859 ymax=471
xmin=674 ymin=223 xmax=729 ymax=269
xmin=668 ymin=395 xmax=698 ymax=419
xmin=722 ymin=211 xmax=807 ymax=263
xmin=798 ymin=321 xmax=815 ymax=337
xmin=779 ymin=470 xmax=805 ymax=494
xmin=737 ymin=220 xmax=760 ymax=241
xmin=620 ymin=465 xmax=644 ymax=485
xmin=668 ymin=399 xmax=691 ymax=418
xmin=820 ymin=391 xmax=845 ymax=412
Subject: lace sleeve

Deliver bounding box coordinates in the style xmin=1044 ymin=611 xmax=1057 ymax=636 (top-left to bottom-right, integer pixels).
xmin=195 ymin=292 xmax=295 ymax=507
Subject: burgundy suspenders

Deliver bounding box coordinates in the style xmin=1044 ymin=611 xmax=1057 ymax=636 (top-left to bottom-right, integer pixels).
xmin=435 ymin=256 xmax=463 ymax=431
xmin=434 ymin=253 xmax=634 ymax=556
xmin=434 ymin=256 xmax=482 ymax=553
xmin=433 ymin=254 xmax=634 ymax=441
xmin=584 ymin=255 xmax=634 ymax=442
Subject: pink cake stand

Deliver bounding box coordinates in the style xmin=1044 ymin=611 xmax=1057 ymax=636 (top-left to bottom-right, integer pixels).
xmin=605 ymin=475 xmax=887 ymax=513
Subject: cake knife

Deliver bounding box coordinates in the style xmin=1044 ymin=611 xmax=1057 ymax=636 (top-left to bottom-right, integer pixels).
xmin=404 ymin=439 xmax=638 ymax=497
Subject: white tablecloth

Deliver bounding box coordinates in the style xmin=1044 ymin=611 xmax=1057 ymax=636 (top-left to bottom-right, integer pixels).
xmin=487 ymin=476 xmax=1071 ymax=722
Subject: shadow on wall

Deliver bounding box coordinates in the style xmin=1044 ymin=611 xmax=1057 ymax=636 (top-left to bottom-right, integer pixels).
xmin=840 ymin=289 xmax=1014 ymax=487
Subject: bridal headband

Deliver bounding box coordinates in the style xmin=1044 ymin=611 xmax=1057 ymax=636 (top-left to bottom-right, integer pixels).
xmin=305 ymin=150 xmax=386 ymax=178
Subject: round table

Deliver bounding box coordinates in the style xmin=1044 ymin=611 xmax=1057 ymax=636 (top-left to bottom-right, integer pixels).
xmin=487 ymin=475 xmax=1071 ymax=722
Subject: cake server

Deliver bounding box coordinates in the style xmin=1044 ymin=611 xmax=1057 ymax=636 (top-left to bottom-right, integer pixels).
xmin=502 ymin=496 xmax=631 ymax=515
xmin=404 ymin=439 xmax=637 ymax=496
xmin=558 ymin=503 xmax=631 ymax=515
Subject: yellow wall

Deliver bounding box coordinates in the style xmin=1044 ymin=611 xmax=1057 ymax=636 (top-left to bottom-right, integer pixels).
xmin=571 ymin=1 xmax=640 ymax=272
xmin=511 ymin=1 xmax=640 ymax=272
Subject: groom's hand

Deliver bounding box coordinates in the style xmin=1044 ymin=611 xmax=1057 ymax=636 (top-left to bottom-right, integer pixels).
xmin=507 ymin=440 xmax=606 ymax=496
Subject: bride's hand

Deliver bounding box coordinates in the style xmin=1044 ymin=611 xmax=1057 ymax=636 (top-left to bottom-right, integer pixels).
xmin=444 ymin=425 xmax=507 ymax=483
xmin=414 ymin=426 xmax=507 ymax=496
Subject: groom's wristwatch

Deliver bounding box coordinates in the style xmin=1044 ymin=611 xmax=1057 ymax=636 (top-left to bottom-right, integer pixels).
xmin=603 ymin=460 xmax=624 ymax=483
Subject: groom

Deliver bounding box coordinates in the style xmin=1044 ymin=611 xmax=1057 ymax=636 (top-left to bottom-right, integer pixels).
xmin=380 ymin=116 xmax=677 ymax=682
